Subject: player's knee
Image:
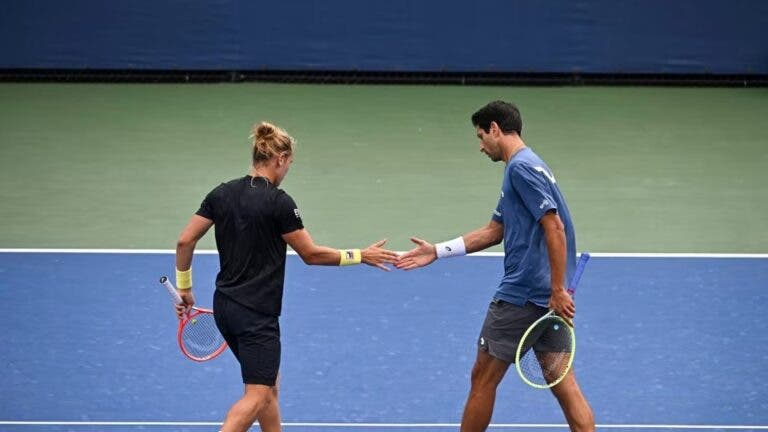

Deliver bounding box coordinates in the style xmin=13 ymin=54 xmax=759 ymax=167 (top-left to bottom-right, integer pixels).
xmin=241 ymin=397 xmax=266 ymax=416
xmin=469 ymin=361 xmax=484 ymax=383
xmin=469 ymin=361 xmax=502 ymax=390
xmin=240 ymin=385 xmax=274 ymax=413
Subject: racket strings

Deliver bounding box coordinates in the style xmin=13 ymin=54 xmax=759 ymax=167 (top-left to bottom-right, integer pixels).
xmin=519 ymin=351 xmax=572 ymax=385
xmin=517 ymin=317 xmax=574 ymax=386
xmin=180 ymin=312 xmax=226 ymax=359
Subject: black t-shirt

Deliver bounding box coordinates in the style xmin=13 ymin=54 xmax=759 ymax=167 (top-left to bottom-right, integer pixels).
xmin=196 ymin=175 xmax=304 ymax=316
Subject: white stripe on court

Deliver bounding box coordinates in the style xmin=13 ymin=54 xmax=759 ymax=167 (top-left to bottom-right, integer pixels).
xmin=0 ymin=421 xmax=767 ymax=429
xmin=0 ymin=248 xmax=217 ymax=254
xmin=0 ymin=248 xmax=766 ymax=258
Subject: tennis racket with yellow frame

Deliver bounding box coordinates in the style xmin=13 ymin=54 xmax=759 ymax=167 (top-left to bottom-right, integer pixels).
xmin=514 ymin=252 xmax=590 ymax=388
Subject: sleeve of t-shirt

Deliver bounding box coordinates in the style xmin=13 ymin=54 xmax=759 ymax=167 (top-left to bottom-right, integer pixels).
xmin=274 ymin=191 xmax=305 ymax=234
xmin=195 ymin=185 xmax=220 ymax=221
xmin=510 ymin=163 xmax=558 ymax=222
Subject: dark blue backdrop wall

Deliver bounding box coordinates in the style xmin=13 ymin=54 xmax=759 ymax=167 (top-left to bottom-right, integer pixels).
xmin=2 ymin=0 xmax=767 ymax=74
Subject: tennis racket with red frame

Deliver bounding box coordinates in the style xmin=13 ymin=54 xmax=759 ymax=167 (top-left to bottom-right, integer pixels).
xmin=159 ymin=276 xmax=227 ymax=362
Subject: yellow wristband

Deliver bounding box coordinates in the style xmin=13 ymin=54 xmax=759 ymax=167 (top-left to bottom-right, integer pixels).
xmin=176 ymin=268 xmax=192 ymax=289
xmin=339 ymin=249 xmax=362 ymax=266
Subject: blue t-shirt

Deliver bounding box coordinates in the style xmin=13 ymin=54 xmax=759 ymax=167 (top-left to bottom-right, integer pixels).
xmin=491 ymin=148 xmax=576 ymax=307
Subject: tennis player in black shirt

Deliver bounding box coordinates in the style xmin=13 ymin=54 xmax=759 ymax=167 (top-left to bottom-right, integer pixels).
xmin=173 ymin=122 xmax=398 ymax=432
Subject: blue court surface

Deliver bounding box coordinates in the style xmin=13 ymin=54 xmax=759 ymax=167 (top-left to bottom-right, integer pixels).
xmin=1 ymin=251 xmax=767 ymax=431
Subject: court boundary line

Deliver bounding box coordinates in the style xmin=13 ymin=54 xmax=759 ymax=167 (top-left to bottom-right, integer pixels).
xmin=1 ymin=421 xmax=767 ymax=429
xmin=0 ymin=248 xmax=766 ymax=258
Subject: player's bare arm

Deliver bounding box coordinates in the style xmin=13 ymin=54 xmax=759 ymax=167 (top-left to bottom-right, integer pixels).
xmin=282 ymin=228 xmax=399 ymax=271
xmin=173 ymin=214 xmax=213 ymax=316
xmin=396 ymin=220 xmax=503 ymax=271
xmin=540 ymin=211 xmax=575 ymax=320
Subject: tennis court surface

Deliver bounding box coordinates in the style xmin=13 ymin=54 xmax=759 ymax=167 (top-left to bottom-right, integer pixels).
xmin=1 ymin=250 xmax=766 ymax=431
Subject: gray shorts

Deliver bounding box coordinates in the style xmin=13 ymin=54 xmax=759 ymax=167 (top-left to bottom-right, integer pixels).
xmin=478 ymin=299 xmax=549 ymax=364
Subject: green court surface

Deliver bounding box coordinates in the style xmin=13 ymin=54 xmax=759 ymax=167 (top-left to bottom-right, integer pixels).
xmin=0 ymin=83 xmax=766 ymax=252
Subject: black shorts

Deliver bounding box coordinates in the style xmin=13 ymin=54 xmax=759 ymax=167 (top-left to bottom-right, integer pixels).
xmin=477 ymin=299 xmax=549 ymax=364
xmin=213 ymin=291 xmax=281 ymax=386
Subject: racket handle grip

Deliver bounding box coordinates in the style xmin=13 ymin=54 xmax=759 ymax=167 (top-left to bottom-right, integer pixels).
xmin=567 ymin=252 xmax=591 ymax=295
xmin=159 ymin=276 xmax=184 ymax=304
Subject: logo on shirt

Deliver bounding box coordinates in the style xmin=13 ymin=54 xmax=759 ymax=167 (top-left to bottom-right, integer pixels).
xmin=293 ymin=209 xmax=301 ymax=220
xmin=479 ymin=337 xmax=485 ymax=346
xmin=493 ymin=209 xmax=501 ymax=217
xmin=500 ymin=190 xmax=505 ymax=198
xmin=534 ymin=166 xmax=557 ymax=184
xmin=539 ymin=199 xmax=550 ymax=209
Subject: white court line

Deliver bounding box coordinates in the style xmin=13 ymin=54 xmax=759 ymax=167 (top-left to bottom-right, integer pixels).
xmin=0 ymin=421 xmax=767 ymax=429
xmin=0 ymin=248 xmax=217 ymax=254
xmin=0 ymin=248 xmax=766 ymax=258
xmin=471 ymin=252 xmax=768 ymax=259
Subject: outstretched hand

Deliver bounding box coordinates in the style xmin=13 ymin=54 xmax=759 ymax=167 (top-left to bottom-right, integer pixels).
xmin=395 ymin=237 xmax=437 ymax=271
xmin=361 ymin=239 xmax=400 ymax=271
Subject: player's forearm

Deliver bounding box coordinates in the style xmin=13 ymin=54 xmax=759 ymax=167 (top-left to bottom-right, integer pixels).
xmin=463 ymin=223 xmax=503 ymax=254
xmin=175 ymin=215 xmax=213 ymax=273
xmin=298 ymin=245 xmax=346 ymax=266
xmin=284 ymin=228 xmax=368 ymax=267
xmin=175 ymin=238 xmax=197 ymax=271
xmin=542 ymin=219 xmax=567 ymax=290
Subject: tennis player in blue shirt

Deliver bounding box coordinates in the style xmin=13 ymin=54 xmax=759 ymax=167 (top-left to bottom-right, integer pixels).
xmin=397 ymin=101 xmax=594 ymax=432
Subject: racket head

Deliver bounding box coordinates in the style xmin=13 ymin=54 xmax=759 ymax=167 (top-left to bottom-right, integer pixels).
xmin=177 ymin=308 xmax=227 ymax=362
xmin=515 ymin=312 xmax=575 ymax=389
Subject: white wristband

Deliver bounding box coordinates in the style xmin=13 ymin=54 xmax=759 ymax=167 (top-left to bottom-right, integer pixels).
xmin=435 ymin=237 xmax=467 ymax=259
